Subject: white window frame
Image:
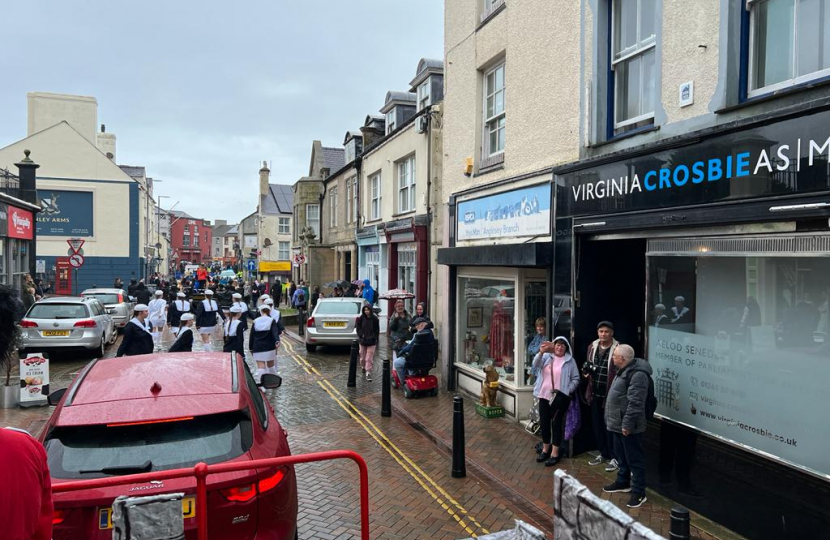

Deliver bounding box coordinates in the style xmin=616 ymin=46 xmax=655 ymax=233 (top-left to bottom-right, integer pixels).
xmin=370 ymin=173 xmax=381 ymax=221
xmin=386 ymin=110 xmax=397 ymax=134
xmin=483 ymin=63 xmax=506 ymax=157
xmin=397 ymin=156 xmax=416 ymax=214
xmin=278 ymin=241 xmax=290 ymax=260
xmin=417 ymin=81 xmax=431 ymax=111
xmin=346 ymin=178 xmax=354 ymax=223
xmin=611 ymin=0 xmax=657 ymax=129
xmin=306 ymin=204 xmax=320 ymax=237
xmin=345 ymin=141 xmax=355 ymax=163
xmin=481 ymin=0 xmax=505 ymax=21
xmin=747 ymin=0 xmax=830 ymax=98
xmin=398 ymin=243 xmax=418 ymax=312
xmin=278 ymin=217 xmax=290 ymax=234
xmin=329 ymin=187 xmax=338 ymax=228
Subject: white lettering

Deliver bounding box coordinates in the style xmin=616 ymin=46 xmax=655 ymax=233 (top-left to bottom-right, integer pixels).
xmin=586 ymin=182 xmax=595 ymax=200
xmin=775 ymin=145 xmax=791 ymax=172
xmin=809 ymin=136 xmax=830 ymax=166
xmin=631 ymin=174 xmax=642 ymax=193
xmin=572 ymin=185 xmax=582 ymax=201
xmin=754 ymin=149 xmax=772 ymax=175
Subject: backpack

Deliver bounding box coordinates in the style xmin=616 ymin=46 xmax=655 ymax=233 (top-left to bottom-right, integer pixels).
xmin=297 ymin=290 xmax=306 ymax=306
xmin=371 ymin=289 xmax=379 ymax=305
xmin=633 ymin=369 xmax=657 ymax=420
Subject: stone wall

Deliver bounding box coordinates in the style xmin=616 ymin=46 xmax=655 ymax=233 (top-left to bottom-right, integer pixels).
xmin=553 ymin=470 xmax=665 ymax=540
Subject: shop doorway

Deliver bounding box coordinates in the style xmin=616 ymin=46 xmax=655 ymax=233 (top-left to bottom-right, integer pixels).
xmin=574 ymin=237 xmax=647 ymax=357
xmin=55 ymin=258 xmax=72 ymax=296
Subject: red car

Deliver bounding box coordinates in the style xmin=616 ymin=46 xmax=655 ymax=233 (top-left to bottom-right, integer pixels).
xmin=41 ymin=352 xmax=297 ymax=540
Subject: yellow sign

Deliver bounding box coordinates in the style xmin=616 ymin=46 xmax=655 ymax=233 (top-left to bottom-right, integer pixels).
xmin=259 ymin=261 xmax=291 ymax=272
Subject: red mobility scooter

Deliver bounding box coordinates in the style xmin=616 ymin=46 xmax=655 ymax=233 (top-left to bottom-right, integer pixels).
xmin=392 ymin=335 xmax=439 ymax=399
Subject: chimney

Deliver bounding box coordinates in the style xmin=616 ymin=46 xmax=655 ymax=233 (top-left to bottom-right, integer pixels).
xmin=259 ymin=161 xmax=270 ymax=198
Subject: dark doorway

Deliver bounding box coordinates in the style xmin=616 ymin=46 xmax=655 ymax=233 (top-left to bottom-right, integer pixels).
xmin=344 ymin=251 xmax=352 ymax=281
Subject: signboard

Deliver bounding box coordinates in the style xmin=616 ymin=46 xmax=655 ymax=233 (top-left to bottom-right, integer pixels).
xmin=649 ymin=326 xmax=827 ymax=478
xmin=259 ymin=261 xmax=291 ymax=272
xmin=7 ymin=206 xmax=33 ymax=240
xmin=247 ymin=260 xmax=255 ymax=272
xmin=557 ymin=108 xmax=830 ymax=217
xmin=35 ymin=259 xmax=46 ymax=273
xmin=68 ymin=253 xmax=84 ymax=268
xmin=243 ymin=235 xmax=257 ymax=248
xmin=20 ymin=354 xmax=49 ymax=406
xmin=37 ymin=190 xmax=94 ymax=237
xmin=67 ymin=238 xmax=85 ymax=252
xmin=457 ymin=183 xmax=551 ymax=241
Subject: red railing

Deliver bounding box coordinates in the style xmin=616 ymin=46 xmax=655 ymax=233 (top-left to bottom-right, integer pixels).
xmin=51 ymin=450 xmax=370 ymax=540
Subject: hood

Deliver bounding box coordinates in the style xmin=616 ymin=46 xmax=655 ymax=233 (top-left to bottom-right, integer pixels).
xmin=629 ymin=357 xmax=653 ymax=375
xmin=363 ymin=279 xmax=371 ymax=287
xmin=253 ymin=316 xmax=273 ymax=331
xmin=551 ymin=335 xmax=574 ymax=362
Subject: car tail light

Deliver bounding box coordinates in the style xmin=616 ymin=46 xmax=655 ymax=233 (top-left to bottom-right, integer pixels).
xmin=306 ymin=317 xmax=315 ymax=328
xmin=220 ymin=469 xmax=285 ymax=502
xmin=118 ymin=293 xmax=124 ymax=303
xmin=52 ymin=509 xmax=68 ymax=525
xmin=73 ymin=319 xmax=97 ymax=328
xmin=257 ymin=469 xmax=285 ymax=494
xmin=19 ymin=320 xmax=38 ymax=328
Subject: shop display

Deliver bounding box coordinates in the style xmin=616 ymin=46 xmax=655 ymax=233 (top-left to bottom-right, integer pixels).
xmin=479 ymin=365 xmax=500 ymax=407
xmin=488 ymin=299 xmax=513 ymax=364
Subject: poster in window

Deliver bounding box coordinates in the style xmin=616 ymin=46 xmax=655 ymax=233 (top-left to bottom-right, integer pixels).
xmin=36 ymin=190 xmax=94 ymax=237
xmin=467 ymin=307 xmax=483 ymax=328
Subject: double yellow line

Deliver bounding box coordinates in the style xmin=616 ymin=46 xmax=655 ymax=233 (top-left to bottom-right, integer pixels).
xmin=281 ymin=340 xmax=489 ymax=538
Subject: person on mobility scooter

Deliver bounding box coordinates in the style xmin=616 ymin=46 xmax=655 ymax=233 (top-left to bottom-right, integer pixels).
xmin=392 ymin=317 xmax=439 ymax=398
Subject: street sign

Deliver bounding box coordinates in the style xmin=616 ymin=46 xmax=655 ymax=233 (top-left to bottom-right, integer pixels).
xmin=35 ymin=260 xmax=46 ymax=273
xmin=66 ymin=247 xmax=84 ymax=257
xmin=68 ymin=253 xmax=84 ymax=268
xmin=247 ymin=260 xmax=255 ymax=272
xmin=67 ymin=238 xmax=85 ymax=253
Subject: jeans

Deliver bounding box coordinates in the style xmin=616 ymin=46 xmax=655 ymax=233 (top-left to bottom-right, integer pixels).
xmin=612 ymin=431 xmax=646 ymax=495
xmin=359 ymin=344 xmax=377 ymax=372
xmin=393 ymin=351 xmax=407 ymax=384
xmin=591 ymin=397 xmax=614 ymax=460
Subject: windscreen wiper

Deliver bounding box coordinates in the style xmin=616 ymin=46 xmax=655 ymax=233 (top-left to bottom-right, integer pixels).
xmin=79 ymin=460 xmax=153 ymax=475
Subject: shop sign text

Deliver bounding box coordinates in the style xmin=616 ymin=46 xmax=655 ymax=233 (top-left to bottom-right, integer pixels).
xmin=457 ymin=183 xmax=551 ymax=241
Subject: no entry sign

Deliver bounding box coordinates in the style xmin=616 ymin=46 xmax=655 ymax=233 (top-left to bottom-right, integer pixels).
xmin=68 ymin=253 xmax=84 ymax=268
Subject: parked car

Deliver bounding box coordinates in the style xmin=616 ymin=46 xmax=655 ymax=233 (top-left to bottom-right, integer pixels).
xmin=19 ymin=297 xmax=117 ymax=357
xmin=43 ymin=352 xmax=296 ymax=540
xmin=305 ymin=297 xmax=374 ymax=352
xmin=80 ymin=288 xmax=134 ymax=330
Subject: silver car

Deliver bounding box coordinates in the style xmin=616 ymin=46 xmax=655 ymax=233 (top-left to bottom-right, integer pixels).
xmin=305 ymin=297 xmax=371 ymax=352
xmin=80 ymin=288 xmax=134 ymax=329
xmin=20 ymin=297 xmax=117 ymax=357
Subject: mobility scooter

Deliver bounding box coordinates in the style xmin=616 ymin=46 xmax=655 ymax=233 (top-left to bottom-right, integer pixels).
xmin=392 ymin=336 xmax=439 ymax=398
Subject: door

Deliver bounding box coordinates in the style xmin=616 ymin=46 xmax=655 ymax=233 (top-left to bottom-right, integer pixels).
xmin=55 ymin=259 xmax=72 ymax=296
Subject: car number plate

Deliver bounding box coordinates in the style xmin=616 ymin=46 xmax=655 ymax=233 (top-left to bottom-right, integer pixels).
xmin=324 ymin=321 xmax=347 ymax=328
xmin=42 ymin=330 xmax=70 ymax=336
xmin=99 ymin=496 xmax=195 ymax=529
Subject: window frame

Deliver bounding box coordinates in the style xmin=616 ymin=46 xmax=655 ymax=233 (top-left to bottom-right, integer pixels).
xmin=385 ymin=110 xmax=397 ymax=135
xmin=370 ymin=173 xmax=381 ymax=221
xmin=417 ymin=81 xmax=431 ymax=111
xmin=329 ymin=187 xmax=338 ymax=228
xmin=396 ymin=156 xmax=416 ymax=214
xmin=610 ymin=0 xmax=657 ymax=130
xmin=306 ymin=204 xmax=320 ymax=237
xmin=483 ymin=63 xmax=506 ymax=158
xmin=278 ymin=217 xmax=290 ymax=235
xmin=277 ymin=241 xmax=290 ymax=260
xmin=346 ymin=178 xmax=354 ymax=224
xmin=481 ymin=0 xmax=506 ymax=21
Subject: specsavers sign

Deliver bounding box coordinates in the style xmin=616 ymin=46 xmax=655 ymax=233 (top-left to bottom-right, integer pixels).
xmin=259 ymin=261 xmax=291 ymax=272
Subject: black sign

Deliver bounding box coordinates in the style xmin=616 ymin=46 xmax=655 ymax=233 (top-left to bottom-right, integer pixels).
xmin=556 ymin=109 xmax=830 ymax=217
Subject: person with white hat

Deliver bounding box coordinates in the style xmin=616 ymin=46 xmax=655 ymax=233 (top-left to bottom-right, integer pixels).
xmin=263 ymin=298 xmax=284 ymax=351
xmin=223 ymin=305 xmax=246 ymax=360
xmin=116 ymin=304 xmax=154 ymax=357
xmin=196 ymin=289 xmax=226 ymax=352
xmin=147 ymin=290 xmax=168 ymax=349
xmin=249 ymin=305 xmax=281 ymax=381
xmin=231 ymin=292 xmax=250 ymax=331
xmin=167 ymin=291 xmax=191 ymax=336
xmin=256 ymin=293 xmax=271 ymax=309
xmin=168 ymin=313 xmax=195 ymax=353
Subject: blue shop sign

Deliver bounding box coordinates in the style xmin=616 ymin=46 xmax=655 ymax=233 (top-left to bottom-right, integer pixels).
xmin=457 ymin=183 xmax=551 ymax=241
xmin=37 ymin=190 xmax=94 ymax=237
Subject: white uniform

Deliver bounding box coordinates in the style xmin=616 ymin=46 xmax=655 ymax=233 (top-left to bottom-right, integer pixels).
xmin=148 ymin=298 xmax=167 ymax=328
xmin=170 ymin=300 xmax=191 ymax=335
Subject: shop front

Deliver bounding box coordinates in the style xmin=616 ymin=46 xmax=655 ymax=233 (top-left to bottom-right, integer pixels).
xmin=555 ymin=106 xmax=830 ymax=536
xmin=357 ymin=225 xmax=388 ymax=330
xmin=0 ymin=199 xmax=36 ymax=289
xmin=384 ymin=216 xmax=428 ymax=314
xmin=438 ymin=181 xmax=552 ymax=419
xmin=258 ymin=260 xmax=291 ymax=282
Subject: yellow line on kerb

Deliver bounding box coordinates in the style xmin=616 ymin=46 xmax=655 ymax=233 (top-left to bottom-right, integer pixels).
xmin=282 ymin=340 xmax=489 ymax=537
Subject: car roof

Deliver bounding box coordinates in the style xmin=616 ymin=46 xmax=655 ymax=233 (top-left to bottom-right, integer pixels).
xmin=318 ymin=297 xmax=365 ymax=302
xmin=36 ymin=296 xmax=90 ymax=304
xmin=81 ymin=288 xmax=125 ymax=294
xmin=54 ymin=353 xmax=243 ymax=426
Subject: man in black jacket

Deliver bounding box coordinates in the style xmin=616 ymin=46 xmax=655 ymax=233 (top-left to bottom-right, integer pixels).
xmin=135 ymin=282 xmax=151 ymax=305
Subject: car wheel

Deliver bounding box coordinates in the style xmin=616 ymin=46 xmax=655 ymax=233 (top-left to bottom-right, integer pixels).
xmin=404 ymin=386 xmax=414 ymax=399
xmin=305 ymin=343 xmax=317 ymax=353
xmin=95 ymin=337 xmax=105 ymax=358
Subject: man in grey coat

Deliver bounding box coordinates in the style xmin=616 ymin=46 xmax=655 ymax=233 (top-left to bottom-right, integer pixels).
xmin=602 ymin=343 xmax=653 ymax=509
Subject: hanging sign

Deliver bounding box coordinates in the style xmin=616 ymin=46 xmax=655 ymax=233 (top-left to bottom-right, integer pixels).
xmin=20 ymin=354 xmax=49 ymax=406
xmin=7 ymin=206 xmax=34 ymax=240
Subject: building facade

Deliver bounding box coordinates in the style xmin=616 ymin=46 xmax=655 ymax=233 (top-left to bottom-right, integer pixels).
xmin=169 ymin=211 xmax=213 ymax=267
xmin=256 ymin=163 xmax=293 ymax=282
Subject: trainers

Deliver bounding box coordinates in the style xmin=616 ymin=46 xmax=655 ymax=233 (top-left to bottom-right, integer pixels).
xmin=626 ymin=493 xmax=647 ymax=508
xmin=603 ymin=480 xmax=631 ymax=493
xmin=365 ymin=372 xmax=373 ymax=382
xmin=605 ymin=459 xmax=619 ymax=472
xmin=588 ymin=455 xmax=605 ymax=466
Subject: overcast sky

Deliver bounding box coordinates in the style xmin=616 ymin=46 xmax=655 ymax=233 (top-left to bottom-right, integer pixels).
xmin=0 ymin=1 xmax=444 ymax=223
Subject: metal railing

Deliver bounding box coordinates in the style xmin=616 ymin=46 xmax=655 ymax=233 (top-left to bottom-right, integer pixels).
xmin=51 ymin=450 xmax=370 ymax=540
xmin=0 ymin=167 xmax=21 ymax=199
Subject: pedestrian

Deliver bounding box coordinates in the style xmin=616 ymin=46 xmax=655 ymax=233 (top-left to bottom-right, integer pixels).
xmin=127 ymin=278 xmax=138 ymax=298
xmin=113 ymin=277 xmax=124 ymax=290
xmin=167 ymin=291 xmax=191 ymax=336
xmin=33 ymin=278 xmax=44 ymax=300
xmin=356 ymin=304 xmax=379 ymax=381
xmin=388 ymin=299 xmax=412 ymax=364
xmin=135 ymin=282 xmax=151 ymax=305
xmin=249 ymin=305 xmax=282 ymax=381
xmin=361 ymin=279 xmax=375 ymax=304
xmin=168 ymin=313 xmax=195 ymax=353
xmin=195 ymin=289 xmax=226 ymax=352
xmin=532 ymin=336 xmax=580 ymax=467
xmin=602 ymin=344 xmax=652 ymax=508
xmin=257 ymin=293 xmax=271 ymax=309
xmin=147 ymin=290 xmax=168 ymax=350
xmin=116 ymin=304 xmax=154 ymax=357
xmin=231 ymin=292 xmax=249 ymax=330
xmin=414 ymin=301 xmax=429 ymax=322
xmin=20 ymin=284 xmax=35 ymax=312
xmin=583 ymin=321 xmax=620 ymax=471
xmin=196 ymin=264 xmax=208 ymax=289
xmin=292 ymin=287 xmax=307 ymax=311
xmin=310 ymin=286 xmax=321 ymax=312
xmin=394 ymin=317 xmax=435 ymax=386
xmin=289 ymin=281 xmax=297 ymax=304
xmin=223 ymin=305 xmax=246 ymax=361
xmin=273 ymin=280 xmax=282 ymax=307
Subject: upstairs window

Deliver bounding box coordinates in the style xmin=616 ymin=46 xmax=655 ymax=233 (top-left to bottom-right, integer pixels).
xmin=417 ymin=81 xmax=431 ymax=110
xmin=481 ymin=0 xmax=506 ymax=21
xmin=329 ymin=187 xmax=338 ymax=227
xmin=346 ymin=178 xmax=355 ymax=223
xmin=370 ymin=173 xmax=381 ymax=221
xmin=345 ymin=140 xmax=356 ymax=163
xmin=278 ymin=241 xmax=290 ymax=260
xmin=612 ymin=0 xmax=657 ymax=131
xmin=386 ymin=110 xmax=397 ymax=134
xmin=397 ymin=156 xmax=416 ymax=213
xmin=748 ymin=0 xmax=830 ymax=97
xmin=306 ymin=204 xmax=320 ymax=237
xmin=278 ymin=217 xmax=290 ymax=234
xmin=484 ymin=63 xmax=506 ymax=157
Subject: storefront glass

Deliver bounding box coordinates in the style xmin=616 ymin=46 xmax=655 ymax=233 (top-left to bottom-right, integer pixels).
xmin=398 ymin=243 xmax=417 ymax=312
xmin=11 ymin=239 xmax=28 ymax=289
xmin=647 ymin=252 xmax=830 ymax=478
xmin=458 ymin=276 xmax=517 ymax=382
xmin=0 ymin=239 xmax=5 ymax=284
xmin=524 ymin=281 xmax=547 ymax=385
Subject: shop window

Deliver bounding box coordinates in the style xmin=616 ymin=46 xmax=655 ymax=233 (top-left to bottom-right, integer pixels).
xmin=611 ymin=0 xmax=657 ymax=133
xmin=523 ymin=281 xmax=548 ymax=386
xmin=647 ymin=252 xmax=830 ymax=478
xmin=366 ymin=247 xmax=380 ymax=291
xmin=11 ymin=240 xmax=28 ymax=290
xmin=747 ymin=0 xmax=830 ymax=98
xmin=458 ymin=276 xmax=516 ymax=380
xmin=398 ymin=244 xmax=417 ymax=312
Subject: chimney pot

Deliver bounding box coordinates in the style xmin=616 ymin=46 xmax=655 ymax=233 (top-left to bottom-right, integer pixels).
xmin=101 ymin=124 xmax=106 ymax=133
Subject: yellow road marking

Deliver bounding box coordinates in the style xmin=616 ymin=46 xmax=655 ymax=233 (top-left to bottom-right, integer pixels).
xmin=281 ymin=340 xmax=490 ymax=536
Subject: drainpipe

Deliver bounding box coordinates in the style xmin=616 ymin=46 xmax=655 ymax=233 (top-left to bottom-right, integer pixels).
xmin=424 ymin=108 xmax=433 ymax=306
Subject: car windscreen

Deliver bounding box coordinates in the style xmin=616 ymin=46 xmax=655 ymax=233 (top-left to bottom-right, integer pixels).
xmin=44 ymin=411 xmax=252 ymax=479
xmin=83 ymin=293 xmax=121 ymax=304
xmin=315 ymin=302 xmax=361 ymax=315
xmin=28 ymin=304 xmax=89 ymax=319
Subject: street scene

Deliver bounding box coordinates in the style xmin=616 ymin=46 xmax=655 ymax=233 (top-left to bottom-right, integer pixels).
xmin=2 ymin=1 xmax=830 ymax=540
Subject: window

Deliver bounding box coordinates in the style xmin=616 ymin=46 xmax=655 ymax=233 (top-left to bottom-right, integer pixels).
xmin=243 ymin=366 xmax=268 ymax=429
xmin=386 ymin=110 xmax=397 ymax=134
xmin=183 ymin=234 xmax=191 ymax=247
xmin=484 ymin=63 xmax=506 ymax=157
xmin=397 ymin=156 xmax=416 ymax=213
xmin=329 ymin=187 xmax=338 ymax=227
xmin=481 ymin=0 xmax=505 ymax=21
xmin=748 ymin=0 xmax=830 ymax=96
xmin=194 ymin=235 xmax=199 ymax=248
xmin=194 ymin=225 xmax=199 ymax=234
xmin=366 ymin=246 xmax=380 ymax=291
xmin=398 ymin=243 xmax=417 ymax=312
xmin=370 ymin=174 xmax=382 ymax=220
xmin=612 ymin=0 xmax=657 ymax=130
xmin=457 ymin=276 xmax=516 ymax=379
xmin=11 ymin=240 xmax=28 ymax=290
xmin=306 ymin=204 xmax=320 ymax=237
xmin=417 ymin=81 xmax=431 ymax=110
xmin=278 ymin=241 xmax=290 ymax=260
xmin=279 ymin=217 xmax=290 ymax=234
xmin=184 ymin=225 xmax=189 ymax=233
xmin=346 ymin=178 xmax=354 ymax=223
xmin=345 ymin=141 xmax=356 ymax=164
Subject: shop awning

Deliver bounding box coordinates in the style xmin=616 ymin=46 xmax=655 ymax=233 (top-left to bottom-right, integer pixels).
xmin=437 ymin=242 xmax=553 ymax=267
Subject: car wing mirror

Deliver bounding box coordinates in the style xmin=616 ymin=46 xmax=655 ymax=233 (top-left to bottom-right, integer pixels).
xmin=48 ymin=388 xmax=67 ymax=406
xmin=106 ymin=309 xmax=116 ymax=315
xmin=259 ymin=373 xmax=282 ymax=389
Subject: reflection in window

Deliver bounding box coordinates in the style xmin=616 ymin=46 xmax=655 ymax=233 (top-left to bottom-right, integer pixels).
xmin=524 ymin=281 xmax=547 ymax=385
xmin=458 ymin=276 xmax=516 ymax=380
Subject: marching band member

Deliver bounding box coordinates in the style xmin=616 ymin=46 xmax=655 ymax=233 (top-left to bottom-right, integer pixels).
xmin=168 ymin=313 xmax=195 ymax=353
xmin=249 ymin=305 xmax=281 ymax=381
xmin=223 ymin=305 xmax=246 ymax=360
xmin=231 ymin=292 xmax=250 ymax=331
xmin=195 ymin=289 xmax=225 ymax=352
xmin=167 ymin=291 xmax=191 ymax=336
xmin=147 ymin=290 xmax=168 ymax=350
xmin=116 ymin=304 xmax=154 ymax=357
